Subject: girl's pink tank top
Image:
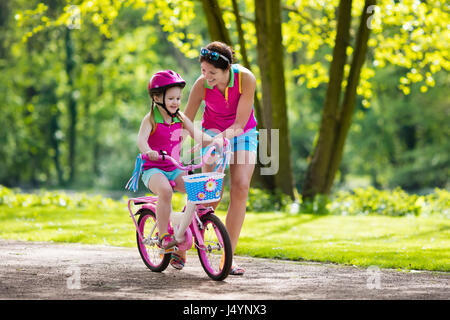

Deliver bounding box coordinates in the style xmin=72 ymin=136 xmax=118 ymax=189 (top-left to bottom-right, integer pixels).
xmin=143 ymin=107 xmax=183 ymax=172
xmin=202 ymin=64 xmax=257 ymax=134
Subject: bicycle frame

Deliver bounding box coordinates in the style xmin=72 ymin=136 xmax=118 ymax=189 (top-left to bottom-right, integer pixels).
xmin=127 ymin=139 xmax=231 ymax=252
xmin=127 ymin=198 xmax=214 ymax=252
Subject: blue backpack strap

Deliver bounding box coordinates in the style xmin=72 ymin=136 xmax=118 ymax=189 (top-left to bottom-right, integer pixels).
xmin=125 ymin=154 xmax=144 ymax=192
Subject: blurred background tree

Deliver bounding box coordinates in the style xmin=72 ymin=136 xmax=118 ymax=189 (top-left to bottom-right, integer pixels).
xmin=1 ymin=0 xmax=448 ymax=199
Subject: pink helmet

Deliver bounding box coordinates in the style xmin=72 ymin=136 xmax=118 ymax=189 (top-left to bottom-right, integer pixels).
xmin=148 ymin=70 xmax=186 ymax=94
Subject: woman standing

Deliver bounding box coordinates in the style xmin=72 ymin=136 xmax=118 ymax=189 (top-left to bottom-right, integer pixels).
xmin=184 ymin=42 xmax=258 ymax=276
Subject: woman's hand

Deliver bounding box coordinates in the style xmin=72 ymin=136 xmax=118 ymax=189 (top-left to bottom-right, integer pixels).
xmin=203 ymin=136 xmax=224 ymax=165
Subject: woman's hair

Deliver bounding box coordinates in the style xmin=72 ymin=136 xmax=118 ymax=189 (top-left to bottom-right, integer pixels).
xmin=199 ymin=41 xmax=235 ymax=70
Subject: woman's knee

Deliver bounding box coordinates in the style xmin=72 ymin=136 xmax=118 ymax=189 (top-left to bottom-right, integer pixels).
xmin=230 ymin=178 xmax=251 ymax=196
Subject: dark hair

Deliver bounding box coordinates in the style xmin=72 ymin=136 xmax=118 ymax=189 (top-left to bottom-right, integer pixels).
xmin=199 ymin=41 xmax=235 ymax=70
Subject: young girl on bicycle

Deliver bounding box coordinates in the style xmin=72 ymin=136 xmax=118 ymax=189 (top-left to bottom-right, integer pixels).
xmin=136 ymin=70 xmax=221 ymax=270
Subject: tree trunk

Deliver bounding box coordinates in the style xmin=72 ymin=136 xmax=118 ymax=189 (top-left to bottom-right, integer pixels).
xmin=200 ymin=0 xmax=232 ymax=44
xmin=45 ymin=82 xmax=64 ymax=186
xmin=324 ymin=0 xmax=376 ymax=192
xmin=230 ymin=0 xmax=263 ymax=127
xmin=254 ymin=1 xmax=273 ymax=131
xmin=201 ymin=0 xmax=276 ymax=190
xmin=231 ymin=0 xmax=274 ymax=190
xmin=255 ymin=0 xmax=296 ymax=199
xmin=301 ymin=0 xmax=352 ymax=200
xmin=65 ymin=28 xmax=77 ymax=185
xmin=302 ymin=0 xmax=376 ymax=200
xmin=0 ymin=0 xmax=8 ymax=59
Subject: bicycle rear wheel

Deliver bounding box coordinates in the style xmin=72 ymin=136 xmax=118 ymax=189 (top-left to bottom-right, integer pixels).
xmin=196 ymin=213 xmax=232 ymax=281
xmin=136 ymin=209 xmax=171 ymax=272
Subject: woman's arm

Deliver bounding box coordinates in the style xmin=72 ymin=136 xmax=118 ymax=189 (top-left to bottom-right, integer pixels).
xmin=184 ymin=75 xmax=205 ymax=122
xmin=218 ymin=66 xmax=256 ymax=140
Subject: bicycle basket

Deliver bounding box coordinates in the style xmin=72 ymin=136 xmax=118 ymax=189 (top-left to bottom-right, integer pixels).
xmin=182 ymin=172 xmax=225 ymax=204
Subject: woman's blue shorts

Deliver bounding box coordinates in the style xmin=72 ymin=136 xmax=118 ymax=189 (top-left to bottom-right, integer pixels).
xmin=201 ymin=127 xmax=259 ymax=156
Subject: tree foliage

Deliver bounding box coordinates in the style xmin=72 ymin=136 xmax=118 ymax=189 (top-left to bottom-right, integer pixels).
xmin=2 ymin=0 xmax=448 ymax=197
xmin=284 ymin=0 xmax=449 ymax=106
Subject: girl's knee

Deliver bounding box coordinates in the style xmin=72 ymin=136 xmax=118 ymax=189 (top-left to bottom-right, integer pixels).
xmin=156 ymin=186 xmax=173 ymax=200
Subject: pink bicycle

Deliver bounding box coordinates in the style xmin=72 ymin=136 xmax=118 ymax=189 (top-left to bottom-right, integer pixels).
xmin=126 ymin=142 xmax=233 ymax=281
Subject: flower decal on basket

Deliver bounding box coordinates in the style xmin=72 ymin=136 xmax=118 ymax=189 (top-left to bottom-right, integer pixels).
xmin=197 ymin=192 xmax=206 ymax=201
xmin=204 ymin=178 xmax=218 ymax=192
xmin=215 ymin=190 xmax=221 ymax=198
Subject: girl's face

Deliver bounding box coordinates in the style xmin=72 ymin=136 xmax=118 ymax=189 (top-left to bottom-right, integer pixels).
xmin=154 ymin=86 xmax=182 ymax=113
xmin=201 ymin=61 xmax=229 ymax=88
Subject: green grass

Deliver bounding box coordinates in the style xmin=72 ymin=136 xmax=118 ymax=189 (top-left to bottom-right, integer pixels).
xmin=235 ymin=212 xmax=450 ymax=271
xmin=0 ymin=205 xmax=136 ymax=247
xmin=1 ymin=202 xmax=449 ymax=272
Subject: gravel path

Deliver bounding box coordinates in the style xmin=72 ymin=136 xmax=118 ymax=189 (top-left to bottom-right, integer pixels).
xmin=0 ymin=240 xmax=448 ymax=300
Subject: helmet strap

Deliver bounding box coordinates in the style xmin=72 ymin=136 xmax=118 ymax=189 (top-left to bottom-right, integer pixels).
xmin=154 ymin=91 xmax=179 ymax=121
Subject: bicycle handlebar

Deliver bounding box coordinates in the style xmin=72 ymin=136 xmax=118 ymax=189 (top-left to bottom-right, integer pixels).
xmin=141 ymin=138 xmax=230 ymax=172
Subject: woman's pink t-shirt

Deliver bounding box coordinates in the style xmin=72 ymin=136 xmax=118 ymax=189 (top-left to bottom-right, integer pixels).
xmin=202 ymin=64 xmax=257 ymax=134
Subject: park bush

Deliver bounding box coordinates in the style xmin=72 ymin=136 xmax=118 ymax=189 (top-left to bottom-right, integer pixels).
xmin=1 ymin=185 xmax=448 ymax=218
xmin=0 ymin=185 xmax=122 ymax=210
xmin=328 ymin=187 xmax=449 ymax=218
xmin=246 ymin=188 xmax=293 ymax=212
xmin=212 ymin=187 xmax=293 ymax=212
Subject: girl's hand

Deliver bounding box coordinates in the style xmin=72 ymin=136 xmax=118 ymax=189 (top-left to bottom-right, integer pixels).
xmin=146 ymin=150 xmax=160 ymax=161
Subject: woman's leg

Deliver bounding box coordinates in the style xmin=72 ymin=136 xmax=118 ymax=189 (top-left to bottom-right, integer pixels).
xmin=227 ymin=150 xmax=256 ymax=254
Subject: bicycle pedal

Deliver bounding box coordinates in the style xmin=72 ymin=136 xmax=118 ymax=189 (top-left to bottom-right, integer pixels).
xmin=159 ymin=246 xmax=178 ymax=254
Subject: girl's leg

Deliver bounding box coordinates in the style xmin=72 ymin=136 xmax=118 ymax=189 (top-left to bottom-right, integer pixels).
xmin=172 ymin=171 xmax=186 ymax=193
xmin=147 ymin=173 xmax=173 ymax=237
xmin=227 ymin=150 xmax=256 ymax=255
xmin=171 ymin=171 xmax=187 ymax=264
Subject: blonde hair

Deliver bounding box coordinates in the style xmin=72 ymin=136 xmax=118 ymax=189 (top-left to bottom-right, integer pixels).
xmin=148 ymin=93 xmax=158 ymax=132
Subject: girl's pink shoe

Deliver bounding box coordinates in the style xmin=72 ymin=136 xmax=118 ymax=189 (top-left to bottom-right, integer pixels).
xmin=159 ymin=233 xmax=177 ymax=250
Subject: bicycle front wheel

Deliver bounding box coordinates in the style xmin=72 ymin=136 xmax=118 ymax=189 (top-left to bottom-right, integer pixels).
xmin=196 ymin=213 xmax=232 ymax=281
xmin=136 ymin=209 xmax=171 ymax=272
